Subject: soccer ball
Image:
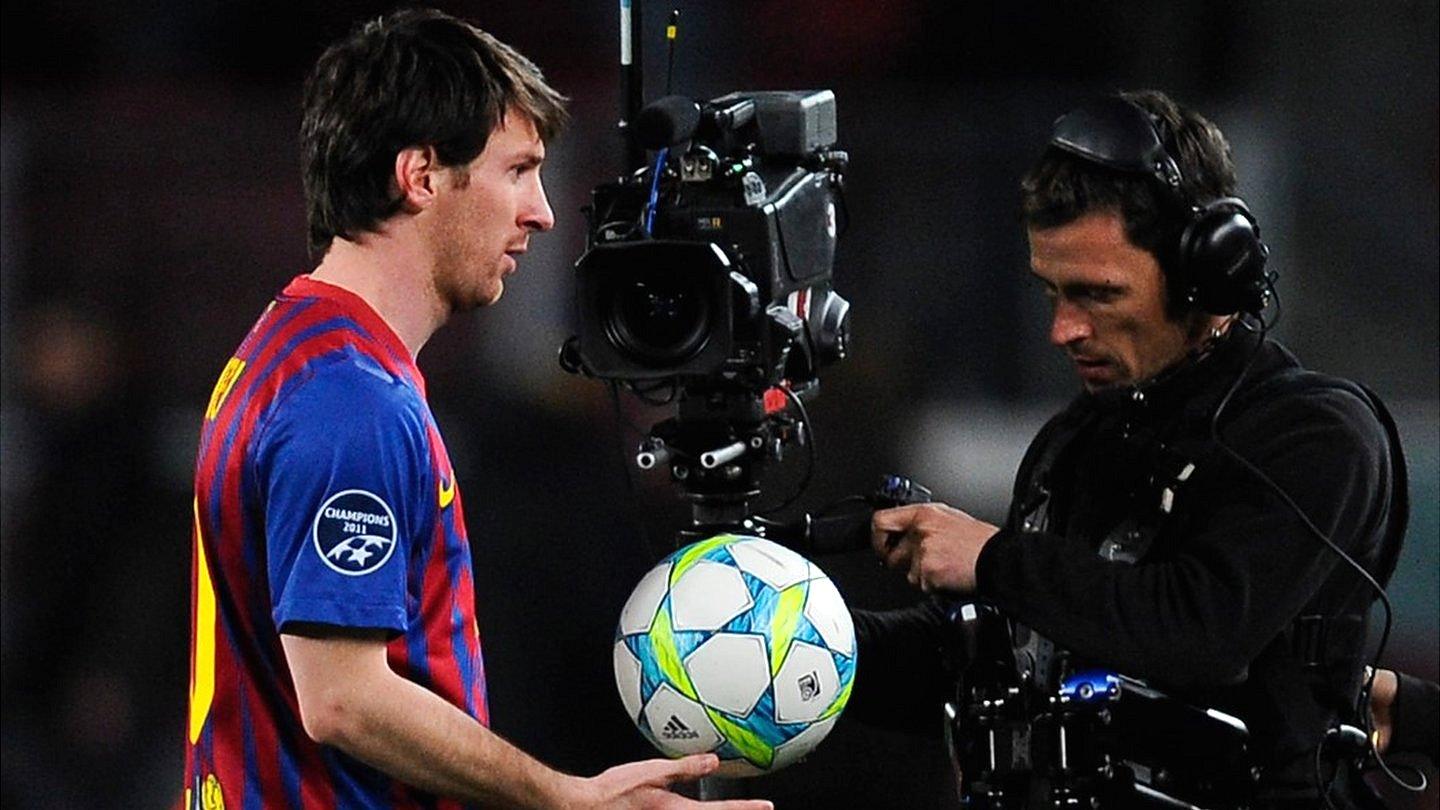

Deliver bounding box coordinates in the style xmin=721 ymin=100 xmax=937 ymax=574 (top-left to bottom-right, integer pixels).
xmin=612 ymin=534 xmax=856 ymax=777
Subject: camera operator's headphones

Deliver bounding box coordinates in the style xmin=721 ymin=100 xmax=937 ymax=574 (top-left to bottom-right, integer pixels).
xmin=1048 ymin=96 xmax=1272 ymax=316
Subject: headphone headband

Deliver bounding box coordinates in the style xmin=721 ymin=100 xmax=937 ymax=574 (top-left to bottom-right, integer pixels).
xmin=1049 ymin=96 xmax=1184 ymax=192
xmin=1043 ymin=95 xmax=1271 ymax=316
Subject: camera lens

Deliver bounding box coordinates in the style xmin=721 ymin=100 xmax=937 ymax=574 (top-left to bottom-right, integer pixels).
xmin=602 ymin=268 xmax=712 ymax=365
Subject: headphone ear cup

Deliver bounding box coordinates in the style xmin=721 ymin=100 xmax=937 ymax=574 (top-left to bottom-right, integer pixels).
xmin=1176 ymin=197 xmax=1270 ymax=315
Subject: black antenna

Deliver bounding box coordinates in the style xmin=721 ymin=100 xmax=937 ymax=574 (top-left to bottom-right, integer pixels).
xmin=619 ymin=0 xmax=645 ymax=172
xmin=665 ymin=9 xmax=679 ymax=95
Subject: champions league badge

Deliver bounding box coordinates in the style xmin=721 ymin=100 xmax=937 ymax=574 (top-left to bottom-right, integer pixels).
xmin=312 ymin=489 xmax=398 ymax=576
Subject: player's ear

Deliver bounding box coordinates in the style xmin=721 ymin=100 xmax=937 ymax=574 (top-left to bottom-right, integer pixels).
xmin=394 ymin=146 xmax=442 ymax=213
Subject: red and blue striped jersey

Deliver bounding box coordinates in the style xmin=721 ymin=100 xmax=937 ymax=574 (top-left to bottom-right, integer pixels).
xmin=184 ymin=275 xmax=488 ymax=809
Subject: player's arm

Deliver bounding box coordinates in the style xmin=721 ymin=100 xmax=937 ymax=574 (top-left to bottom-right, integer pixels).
xmin=282 ymin=627 xmax=772 ymax=810
xmin=282 ymin=627 xmax=565 ymax=805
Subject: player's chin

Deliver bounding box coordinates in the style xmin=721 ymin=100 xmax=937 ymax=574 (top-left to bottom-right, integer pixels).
xmin=478 ymin=264 xmax=511 ymax=307
xmin=456 ymin=280 xmax=504 ymax=311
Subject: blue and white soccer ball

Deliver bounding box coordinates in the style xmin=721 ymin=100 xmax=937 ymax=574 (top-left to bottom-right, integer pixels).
xmin=612 ymin=534 xmax=856 ymax=777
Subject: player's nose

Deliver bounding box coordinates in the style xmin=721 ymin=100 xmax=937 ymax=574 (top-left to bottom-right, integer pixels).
xmin=522 ymin=178 xmax=554 ymax=233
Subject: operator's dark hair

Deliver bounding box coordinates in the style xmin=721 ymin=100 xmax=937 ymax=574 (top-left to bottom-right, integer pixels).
xmin=1020 ymin=90 xmax=1238 ymax=315
xmin=301 ymin=7 xmax=568 ymax=256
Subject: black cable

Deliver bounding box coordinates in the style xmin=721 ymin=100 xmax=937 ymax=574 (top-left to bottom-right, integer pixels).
xmin=814 ymin=494 xmax=871 ymax=517
xmin=608 ymin=383 xmax=659 ymax=436
xmin=643 ymin=148 xmax=669 ymax=236
xmin=756 ymin=386 xmax=817 ymax=516
xmin=1366 ymin=760 xmax=1428 ymax=792
xmin=595 ymin=219 xmax=644 ymax=241
xmin=1256 ymin=270 xmax=1282 ymax=334
xmin=664 ymin=9 xmax=678 ymax=96
xmin=1314 ymin=737 xmax=1338 ymax=810
xmin=628 ymin=378 xmax=679 ymax=405
xmin=1363 ymin=696 xmax=1430 ymax=792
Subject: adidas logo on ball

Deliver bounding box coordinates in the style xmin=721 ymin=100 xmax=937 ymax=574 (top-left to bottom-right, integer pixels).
xmin=662 ymin=715 xmax=701 ymax=740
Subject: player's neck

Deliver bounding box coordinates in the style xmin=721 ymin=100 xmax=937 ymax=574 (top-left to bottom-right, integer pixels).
xmin=310 ymin=230 xmax=446 ymax=358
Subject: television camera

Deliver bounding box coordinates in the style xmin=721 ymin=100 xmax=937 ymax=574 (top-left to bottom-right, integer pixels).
xmin=559 ymin=89 xmax=853 ymax=536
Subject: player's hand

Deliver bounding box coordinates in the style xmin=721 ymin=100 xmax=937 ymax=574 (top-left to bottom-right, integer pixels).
xmin=570 ymin=753 xmax=773 ymax=810
xmin=872 ymin=502 xmax=999 ymax=594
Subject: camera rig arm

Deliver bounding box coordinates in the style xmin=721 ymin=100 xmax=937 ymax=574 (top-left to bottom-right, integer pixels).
xmin=678 ymin=473 xmax=933 ymax=552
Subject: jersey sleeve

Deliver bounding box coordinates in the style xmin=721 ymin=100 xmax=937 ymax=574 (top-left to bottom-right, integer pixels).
xmin=253 ymin=351 xmax=432 ymax=636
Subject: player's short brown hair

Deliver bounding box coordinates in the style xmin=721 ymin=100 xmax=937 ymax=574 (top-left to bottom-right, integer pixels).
xmin=301 ymin=8 xmax=568 ymax=255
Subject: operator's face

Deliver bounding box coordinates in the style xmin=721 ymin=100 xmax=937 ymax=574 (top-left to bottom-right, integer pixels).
xmin=1028 ymin=211 xmax=1203 ymax=392
xmin=429 ymin=111 xmax=554 ymax=311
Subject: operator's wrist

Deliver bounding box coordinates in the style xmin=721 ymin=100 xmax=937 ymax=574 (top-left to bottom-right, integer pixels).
xmin=972 ymin=525 xmax=1016 ymax=599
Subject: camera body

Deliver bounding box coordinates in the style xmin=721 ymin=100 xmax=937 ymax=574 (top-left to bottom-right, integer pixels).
xmin=571 ymin=90 xmax=851 ymax=388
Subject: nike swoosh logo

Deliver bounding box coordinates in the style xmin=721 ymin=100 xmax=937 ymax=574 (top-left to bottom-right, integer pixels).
xmin=438 ymin=474 xmax=456 ymax=509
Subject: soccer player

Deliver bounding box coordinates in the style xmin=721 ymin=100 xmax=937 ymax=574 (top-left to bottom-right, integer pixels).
xmin=183 ymin=9 xmax=771 ymax=809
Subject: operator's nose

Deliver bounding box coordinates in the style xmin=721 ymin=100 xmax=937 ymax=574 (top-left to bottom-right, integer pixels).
xmin=1049 ymin=299 xmax=1092 ymax=348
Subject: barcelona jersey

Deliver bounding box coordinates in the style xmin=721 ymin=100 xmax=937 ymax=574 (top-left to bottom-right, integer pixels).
xmin=184 ymin=275 xmax=487 ymax=809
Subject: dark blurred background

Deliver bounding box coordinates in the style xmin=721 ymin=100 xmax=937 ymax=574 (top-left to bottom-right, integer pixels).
xmin=1 ymin=1 xmax=1435 ymax=807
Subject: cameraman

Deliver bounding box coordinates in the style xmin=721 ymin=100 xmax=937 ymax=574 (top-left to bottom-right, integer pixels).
xmin=851 ymin=90 xmax=1407 ymax=809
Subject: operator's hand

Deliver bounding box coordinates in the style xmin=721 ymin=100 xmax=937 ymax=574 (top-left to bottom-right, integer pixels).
xmin=872 ymin=503 xmax=999 ymax=595
xmin=569 ymin=754 xmax=773 ymax=810
xmin=1369 ymin=667 xmax=1398 ymax=754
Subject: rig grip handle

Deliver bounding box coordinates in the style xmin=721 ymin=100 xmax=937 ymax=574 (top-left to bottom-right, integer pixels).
xmin=807 ymin=511 xmax=875 ymax=554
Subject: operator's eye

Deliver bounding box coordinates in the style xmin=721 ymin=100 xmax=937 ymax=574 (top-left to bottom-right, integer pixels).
xmin=1070 ymin=285 xmax=1122 ymax=305
xmin=1030 ymin=277 xmax=1058 ymax=301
